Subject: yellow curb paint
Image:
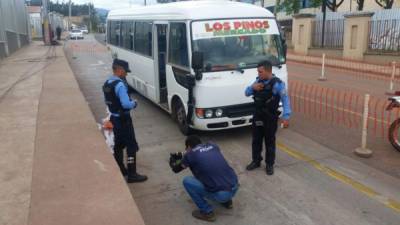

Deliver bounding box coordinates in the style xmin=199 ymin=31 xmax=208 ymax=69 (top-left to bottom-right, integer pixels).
xmin=277 ymin=142 xmax=400 ymax=213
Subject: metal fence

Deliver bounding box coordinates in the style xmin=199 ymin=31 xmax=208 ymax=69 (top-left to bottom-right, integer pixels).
xmin=368 ymin=19 xmax=400 ymax=54
xmin=312 ymin=19 xmax=344 ymax=48
xmin=0 ymin=0 xmax=30 ymax=59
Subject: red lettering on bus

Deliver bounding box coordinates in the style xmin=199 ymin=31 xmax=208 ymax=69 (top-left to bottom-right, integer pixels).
xmin=243 ymin=21 xmax=255 ymax=29
xmin=223 ymin=22 xmax=231 ymax=31
xmin=233 ymin=21 xmax=242 ymax=30
xmin=205 ymin=23 xmax=213 ymax=32
xmin=263 ymin=21 xmax=270 ymax=29
xmin=254 ymin=21 xmax=263 ymax=29
xmin=213 ymin=22 xmax=223 ymax=31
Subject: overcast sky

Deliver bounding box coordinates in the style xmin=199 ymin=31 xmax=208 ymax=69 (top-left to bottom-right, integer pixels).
xmin=70 ymin=0 xmax=159 ymax=10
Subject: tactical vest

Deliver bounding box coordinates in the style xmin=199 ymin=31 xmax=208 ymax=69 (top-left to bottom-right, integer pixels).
xmin=253 ymin=77 xmax=281 ymax=119
xmin=103 ymin=79 xmax=130 ymax=115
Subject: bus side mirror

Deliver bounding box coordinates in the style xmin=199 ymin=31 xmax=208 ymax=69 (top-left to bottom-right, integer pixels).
xmin=192 ymin=51 xmax=204 ymax=81
xmin=192 ymin=51 xmax=203 ymax=70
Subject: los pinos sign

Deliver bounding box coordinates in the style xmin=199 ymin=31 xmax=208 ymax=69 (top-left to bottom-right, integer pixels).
xmin=192 ymin=19 xmax=279 ymax=40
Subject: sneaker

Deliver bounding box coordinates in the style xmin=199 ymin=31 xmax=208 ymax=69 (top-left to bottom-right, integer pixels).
xmin=221 ymin=200 xmax=233 ymax=209
xmin=246 ymin=161 xmax=261 ymax=171
xmin=266 ymin=165 xmax=274 ymax=176
xmin=192 ymin=210 xmax=216 ymax=222
xmin=127 ymin=173 xmax=148 ymax=183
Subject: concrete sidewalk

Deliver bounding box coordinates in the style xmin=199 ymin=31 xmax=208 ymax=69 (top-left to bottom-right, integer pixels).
xmin=0 ymin=42 xmax=145 ymax=225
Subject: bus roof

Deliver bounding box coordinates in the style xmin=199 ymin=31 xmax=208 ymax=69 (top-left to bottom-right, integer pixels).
xmin=107 ymin=1 xmax=275 ymax=21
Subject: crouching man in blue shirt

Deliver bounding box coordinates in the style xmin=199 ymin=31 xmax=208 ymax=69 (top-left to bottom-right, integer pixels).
xmin=169 ymin=136 xmax=239 ymax=222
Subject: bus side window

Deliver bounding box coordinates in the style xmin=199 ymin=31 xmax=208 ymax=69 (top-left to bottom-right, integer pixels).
xmin=120 ymin=21 xmax=126 ymax=48
xmin=134 ymin=22 xmax=153 ymax=57
xmin=122 ymin=21 xmax=133 ymax=50
xmin=107 ymin=21 xmax=110 ymax=44
xmin=129 ymin=22 xmax=134 ymax=50
xmin=115 ymin=21 xmax=121 ymax=46
xmin=168 ymin=23 xmax=189 ymax=68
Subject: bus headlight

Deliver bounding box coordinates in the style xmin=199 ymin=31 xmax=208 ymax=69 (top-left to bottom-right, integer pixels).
xmin=205 ymin=109 xmax=213 ymax=118
xmin=215 ymin=108 xmax=223 ymax=117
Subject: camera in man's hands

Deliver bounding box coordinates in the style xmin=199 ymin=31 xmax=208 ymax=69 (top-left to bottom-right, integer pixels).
xmin=169 ymin=152 xmax=184 ymax=173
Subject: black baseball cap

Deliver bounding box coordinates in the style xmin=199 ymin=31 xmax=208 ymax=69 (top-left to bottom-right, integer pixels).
xmin=112 ymin=59 xmax=131 ymax=73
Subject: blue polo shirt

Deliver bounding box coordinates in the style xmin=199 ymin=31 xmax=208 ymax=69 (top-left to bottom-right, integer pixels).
xmin=245 ymin=76 xmax=292 ymax=120
xmin=105 ymin=75 xmax=137 ymax=117
xmin=182 ymin=143 xmax=238 ymax=193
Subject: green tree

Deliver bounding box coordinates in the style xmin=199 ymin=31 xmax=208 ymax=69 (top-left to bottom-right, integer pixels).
xmin=47 ymin=1 xmax=100 ymax=32
xmin=357 ymin=0 xmax=365 ymax=10
xmin=278 ymin=0 xmax=322 ymax=15
xmin=375 ymin=0 xmax=394 ymax=9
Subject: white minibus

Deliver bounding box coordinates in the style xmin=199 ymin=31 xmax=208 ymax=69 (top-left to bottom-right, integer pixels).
xmin=106 ymin=1 xmax=287 ymax=134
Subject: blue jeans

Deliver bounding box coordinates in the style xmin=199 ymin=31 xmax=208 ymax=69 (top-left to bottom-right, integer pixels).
xmin=183 ymin=176 xmax=238 ymax=214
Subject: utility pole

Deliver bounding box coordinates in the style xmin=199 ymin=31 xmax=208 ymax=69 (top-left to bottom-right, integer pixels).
xmin=42 ymin=0 xmax=51 ymax=45
xmin=69 ymin=0 xmax=72 ymax=30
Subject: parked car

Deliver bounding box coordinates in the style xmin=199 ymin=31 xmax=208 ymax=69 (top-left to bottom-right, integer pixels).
xmin=69 ymin=29 xmax=84 ymax=40
xmin=80 ymin=27 xmax=89 ymax=34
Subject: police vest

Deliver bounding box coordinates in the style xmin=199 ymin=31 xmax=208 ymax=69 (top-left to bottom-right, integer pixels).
xmin=253 ymin=77 xmax=281 ymax=118
xmin=103 ymin=79 xmax=130 ymax=115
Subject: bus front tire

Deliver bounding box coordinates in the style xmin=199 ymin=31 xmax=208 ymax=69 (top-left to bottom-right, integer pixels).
xmin=172 ymin=99 xmax=192 ymax=135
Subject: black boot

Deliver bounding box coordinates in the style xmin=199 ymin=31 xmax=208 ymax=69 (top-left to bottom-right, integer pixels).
xmin=127 ymin=156 xmax=147 ymax=183
xmin=113 ymin=151 xmax=127 ymax=176
xmin=246 ymin=161 xmax=261 ymax=171
xmin=221 ymin=200 xmax=233 ymax=209
xmin=266 ymin=165 xmax=274 ymax=176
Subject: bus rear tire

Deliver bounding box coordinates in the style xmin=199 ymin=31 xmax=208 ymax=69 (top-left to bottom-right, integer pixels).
xmin=172 ymin=99 xmax=192 ymax=135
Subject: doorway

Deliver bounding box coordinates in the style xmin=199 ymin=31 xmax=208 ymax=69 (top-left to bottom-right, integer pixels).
xmin=156 ymin=24 xmax=168 ymax=105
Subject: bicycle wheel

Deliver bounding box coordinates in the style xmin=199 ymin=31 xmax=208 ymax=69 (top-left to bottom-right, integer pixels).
xmin=388 ymin=118 xmax=400 ymax=152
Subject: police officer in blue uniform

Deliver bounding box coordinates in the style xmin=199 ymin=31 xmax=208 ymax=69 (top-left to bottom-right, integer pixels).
xmin=245 ymin=60 xmax=291 ymax=175
xmin=169 ymin=136 xmax=239 ymax=222
xmin=103 ymin=59 xmax=147 ymax=183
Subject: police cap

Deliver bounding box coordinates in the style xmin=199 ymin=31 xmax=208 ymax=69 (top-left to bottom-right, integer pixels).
xmin=112 ymin=59 xmax=131 ymax=73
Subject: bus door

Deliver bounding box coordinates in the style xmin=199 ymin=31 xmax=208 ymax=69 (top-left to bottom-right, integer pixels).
xmin=155 ymin=24 xmax=168 ymax=106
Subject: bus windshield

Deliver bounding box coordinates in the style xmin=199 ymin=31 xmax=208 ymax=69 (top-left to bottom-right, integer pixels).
xmin=191 ymin=18 xmax=285 ymax=72
xmin=192 ymin=34 xmax=285 ymax=72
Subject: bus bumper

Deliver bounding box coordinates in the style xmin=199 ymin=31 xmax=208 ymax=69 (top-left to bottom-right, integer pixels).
xmin=191 ymin=115 xmax=253 ymax=131
xmin=190 ymin=105 xmax=283 ymax=131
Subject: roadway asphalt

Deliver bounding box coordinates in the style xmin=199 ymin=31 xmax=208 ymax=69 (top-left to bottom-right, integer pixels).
xmin=65 ymin=34 xmax=400 ymax=225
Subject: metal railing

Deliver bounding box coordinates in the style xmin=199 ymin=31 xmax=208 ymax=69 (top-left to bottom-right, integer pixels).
xmin=368 ymin=19 xmax=400 ymax=54
xmin=312 ymin=19 xmax=344 ymax=48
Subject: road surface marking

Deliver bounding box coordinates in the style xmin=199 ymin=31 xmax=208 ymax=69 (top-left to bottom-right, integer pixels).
xmin=277 ymin=142 xmax=400 ymax=213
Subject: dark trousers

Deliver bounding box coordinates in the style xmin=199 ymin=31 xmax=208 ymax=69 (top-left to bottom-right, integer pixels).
xmin=251 ymin=115 xmax=278 ymax=166
xmin=110 ymin=115 xmax=139 ymax=175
